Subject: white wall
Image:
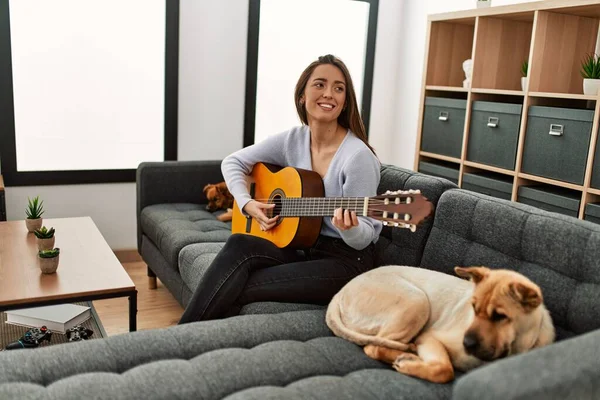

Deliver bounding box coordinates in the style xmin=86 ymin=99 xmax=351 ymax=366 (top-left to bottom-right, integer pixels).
xmin=4 ymin=0 xmax=538 ymax=249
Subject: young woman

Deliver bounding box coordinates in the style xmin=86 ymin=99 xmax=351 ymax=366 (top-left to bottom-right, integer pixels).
xmin=179 ymin=54 xmax=382 ymax=323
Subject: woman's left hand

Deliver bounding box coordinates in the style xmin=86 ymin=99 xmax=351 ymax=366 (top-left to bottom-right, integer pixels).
xmin=332 ymin=208 xmax=359 ymax=231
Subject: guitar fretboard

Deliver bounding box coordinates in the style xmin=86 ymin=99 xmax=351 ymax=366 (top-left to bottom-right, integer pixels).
xmin=278 ymin=197 xmax=367 ymax=217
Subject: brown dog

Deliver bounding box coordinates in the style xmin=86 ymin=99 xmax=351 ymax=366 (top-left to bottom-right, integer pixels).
xmin=203 ymin=182 xmax=234 ymax=222
xmin=326 ymin=266 xmax=555 ymax=383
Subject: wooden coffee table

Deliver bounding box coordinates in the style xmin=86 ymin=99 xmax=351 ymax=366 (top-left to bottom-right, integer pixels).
xmin=0 ymin=217 xmax=137 ymax=331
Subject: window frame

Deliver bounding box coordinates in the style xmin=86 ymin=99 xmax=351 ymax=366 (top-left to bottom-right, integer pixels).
xmin=0 ymin=0 xmax=179 ymax=186
xmin=243 ymin=0 xmax=379 ymax=147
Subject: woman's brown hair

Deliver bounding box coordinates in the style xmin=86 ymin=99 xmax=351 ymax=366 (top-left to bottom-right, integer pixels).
xmin=294 ymin=54 xmax=376 ymax=155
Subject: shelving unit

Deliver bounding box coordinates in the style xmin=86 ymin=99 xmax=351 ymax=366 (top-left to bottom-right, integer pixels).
xmin=414 ymin=0 xmax=600 ymax=222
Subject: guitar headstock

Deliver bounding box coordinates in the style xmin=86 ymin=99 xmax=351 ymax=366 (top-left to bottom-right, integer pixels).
xmin=367 ymin=190 xmax=434 ymax=232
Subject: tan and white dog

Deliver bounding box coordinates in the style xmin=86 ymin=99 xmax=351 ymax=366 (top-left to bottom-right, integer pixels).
xmin=326 ymin=266 xmax=555 ymax=383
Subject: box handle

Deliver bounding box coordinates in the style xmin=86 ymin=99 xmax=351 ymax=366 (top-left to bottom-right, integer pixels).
xmin=487 ymin=116 xmax=499 ymax=128
xmin=438 ymin=111 xmax=449 ymax=121
xmin=549 ymin=124 xmax=563 ymax=136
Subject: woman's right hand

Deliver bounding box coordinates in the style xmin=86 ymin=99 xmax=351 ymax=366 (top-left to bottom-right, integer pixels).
xmin=243 ymin=200 xmax=278 ymax=231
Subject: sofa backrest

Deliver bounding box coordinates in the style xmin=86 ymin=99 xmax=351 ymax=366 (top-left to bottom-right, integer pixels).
xmin=374 ymin=164 xmax=457 ymax=268
xmin=420 ymin=188 xmax=600 ymax=340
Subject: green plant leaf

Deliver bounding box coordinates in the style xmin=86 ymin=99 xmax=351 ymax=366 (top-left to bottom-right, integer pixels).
xmin=581 ymin=53 xmax=600 ymax=79
xmin=25 ymin=195 xmax=45 ymax=219
xmin=38 ymin=247 xmax=60 ymax=258
xmin=521 ymin=60 xmax=528 ymax=77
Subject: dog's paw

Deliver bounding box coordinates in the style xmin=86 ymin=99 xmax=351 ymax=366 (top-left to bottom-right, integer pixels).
xmin=392 ymin=353 xmax=420 ymax=372
xmin=363 ymin=344 xmax=379 ymax=359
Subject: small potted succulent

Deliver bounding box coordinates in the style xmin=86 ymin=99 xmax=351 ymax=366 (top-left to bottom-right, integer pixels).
xmin=34 ymin=226 xmax=55 ymax=250
xmin=581 ymin=52 xmax=600 ymax=95
xmin=521 ymin=60 xmax=528 ymax=91
xmin=25 ymin=196 xmax=44 ymax=232
xmin=38 ymin=248 xmax=60 ymax=274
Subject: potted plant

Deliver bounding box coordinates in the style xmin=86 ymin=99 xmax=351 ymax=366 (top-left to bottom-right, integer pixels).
xmin=34 ymin=226 xmax=55 ymax=250
xmin=521 ymin=60 xmax=528 ymax=91
xmin=25 ymin=196 xmax=44 ymax=232
xmin=581 ymin=52 xmax=600 ymax=95
xmin=38 ymin=248 xmax=60 ymax=274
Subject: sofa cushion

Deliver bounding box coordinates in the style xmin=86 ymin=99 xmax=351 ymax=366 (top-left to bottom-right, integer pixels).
xmin=420 ymin=189 xmax=600 ymax=339
xmin=179 ymin=242 xmax=225 ymax=293
xmin=0 ymin=310 xmax=451 ymax=400
xmin=140 ymin=203 xmax=231 ymax=268
xmin=240 ymin=301 xmax=325 ymax=315
xmin=375 ymin=164 xmax=457 ymax=268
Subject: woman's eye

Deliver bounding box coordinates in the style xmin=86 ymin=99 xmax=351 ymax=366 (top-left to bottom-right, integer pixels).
xmin=491 ymin=311 xmax=507 ymax=322
xmin=335 ymin=87 xmax=344 ymax=92
xmin=314 ymin=83 xmax=323 ymax=88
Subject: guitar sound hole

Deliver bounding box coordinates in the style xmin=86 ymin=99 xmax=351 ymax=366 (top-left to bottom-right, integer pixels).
xmin=270 ymin=195 xmax=283 ymax=219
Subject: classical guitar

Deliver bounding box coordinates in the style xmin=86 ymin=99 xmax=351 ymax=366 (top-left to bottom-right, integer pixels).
xmin=231 ymin=163 xmax=434 ymax=248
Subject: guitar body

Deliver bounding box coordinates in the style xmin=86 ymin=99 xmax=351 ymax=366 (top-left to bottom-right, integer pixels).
xmin=231 ymin=163 xmax=325 ymax=248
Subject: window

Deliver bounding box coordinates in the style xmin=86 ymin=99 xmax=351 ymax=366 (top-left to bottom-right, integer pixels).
xmin=245 ymin=0 xmax=378 ymax=145
xmin=0 ymin=0 xmax=178 ymax=186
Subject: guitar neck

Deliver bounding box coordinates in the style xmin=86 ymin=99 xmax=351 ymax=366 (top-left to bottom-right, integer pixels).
xmin=279 ymin=197 xmax=367 ymax=217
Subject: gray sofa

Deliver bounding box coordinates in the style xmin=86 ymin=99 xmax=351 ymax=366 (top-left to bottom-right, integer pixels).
xmin=135 ymin=161 xmax=454 ymax=308
xmin=1 ymin=162 xmax=599 ymax=399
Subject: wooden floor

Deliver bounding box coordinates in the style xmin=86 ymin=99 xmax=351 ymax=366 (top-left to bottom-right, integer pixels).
xmin=93 ymin=260 xmax=184 ymax=336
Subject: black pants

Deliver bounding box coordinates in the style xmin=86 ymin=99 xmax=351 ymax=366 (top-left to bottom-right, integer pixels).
xmin=178 ymin=233 xmax=375 ymax=323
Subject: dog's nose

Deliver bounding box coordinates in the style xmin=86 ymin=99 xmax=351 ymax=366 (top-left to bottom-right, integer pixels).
xmin=463 ymin=334 xmax=479 ymax=352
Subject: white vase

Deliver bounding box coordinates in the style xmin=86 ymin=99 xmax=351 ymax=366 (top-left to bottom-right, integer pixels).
xmin=476 ymin=0 xmax=491 ymax=8
xmin=583 ymin=78 xmax=600 ymax=95
xmin=521 ymin=77 xmax=528 ymax=92
xmin=37 ymin=236 xmax=56 ymax=251
xmin=39 ymin=255 xmax=59 ymax=274
xmin=26 ymin=218 xmax=43 ymax=233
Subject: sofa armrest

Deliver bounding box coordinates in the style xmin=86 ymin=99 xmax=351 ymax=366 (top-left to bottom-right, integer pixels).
xmin=136 ymin=160 xmax=224 ymax=252
xmin=453 ymin=328 xmax=600 ymax=400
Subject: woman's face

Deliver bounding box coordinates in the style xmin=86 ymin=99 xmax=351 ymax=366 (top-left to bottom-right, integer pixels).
xmin=302 ymin=64 xmax=346 ymax=124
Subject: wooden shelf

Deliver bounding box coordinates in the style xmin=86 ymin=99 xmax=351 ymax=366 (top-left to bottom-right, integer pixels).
xmin=463 ymin=161 xmax=516 ymax=176
xmin=471 ymin=88 xmax=525 ymax=96
xmin=416 ymin=1 xmax=600 ymax=225
xmin=426 ymin=21 xmax=475 ymax=87
xmin=419 ymin=152 xmax=461 ymax=164
xmin=517 ymin=173 xmax=584 ymax=191
xmin=425 ymin=85 xmax=469 ymax=92
xmin=528 ymin=92 xmax=598 ymax=100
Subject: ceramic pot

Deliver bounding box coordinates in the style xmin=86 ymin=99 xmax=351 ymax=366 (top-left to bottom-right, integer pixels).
xmin=26 ymin=218 xmax=43 ymax=233
xmin=583 ymin=78 xmax=600 ymax=95
xmin=39 ymin=255 xmax=59 ymax=274
xmin=521 ymin=77 xmax=528 ymax=91
xmin=37 ymin=237 xmax=56 ymax=251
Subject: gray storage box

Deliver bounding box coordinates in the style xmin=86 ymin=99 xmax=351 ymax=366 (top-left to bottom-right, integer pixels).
xmin=418 ymin=161 xmax=459 ymax=184
xmin=467 ymin=101 xmax=522 ymax=170
xmin=591 ymin=139 xmax=600 ymax=189
xmin=521 ymin=106 xmax=594 ymax=185
xmin=421 ymin=97 xmax=467 ymax=158
xmin=462 ymin=171 xmax=513 ymax=200
xmin=585 ymin=202 xmax=600 ymax=224
xmin=517 ymin=185 xmax=581 ymax=218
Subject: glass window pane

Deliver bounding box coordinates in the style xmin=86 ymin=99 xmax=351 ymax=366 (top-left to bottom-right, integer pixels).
xmin=254 ymin=0 xmax=370 ymax=143
xmin=9 ymin=0 xmax=165 ymax=171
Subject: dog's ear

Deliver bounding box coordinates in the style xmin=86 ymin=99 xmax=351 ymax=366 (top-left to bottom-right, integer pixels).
xmin=454 ymin=266 xmax=489 ymax=284
xmin=216 ymin=182 xmax=229 ymax=194
xmin=508 ymin=281 xmax=542 ymax=311
xmin=203 ymin=183 xmax=213 ymax=195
